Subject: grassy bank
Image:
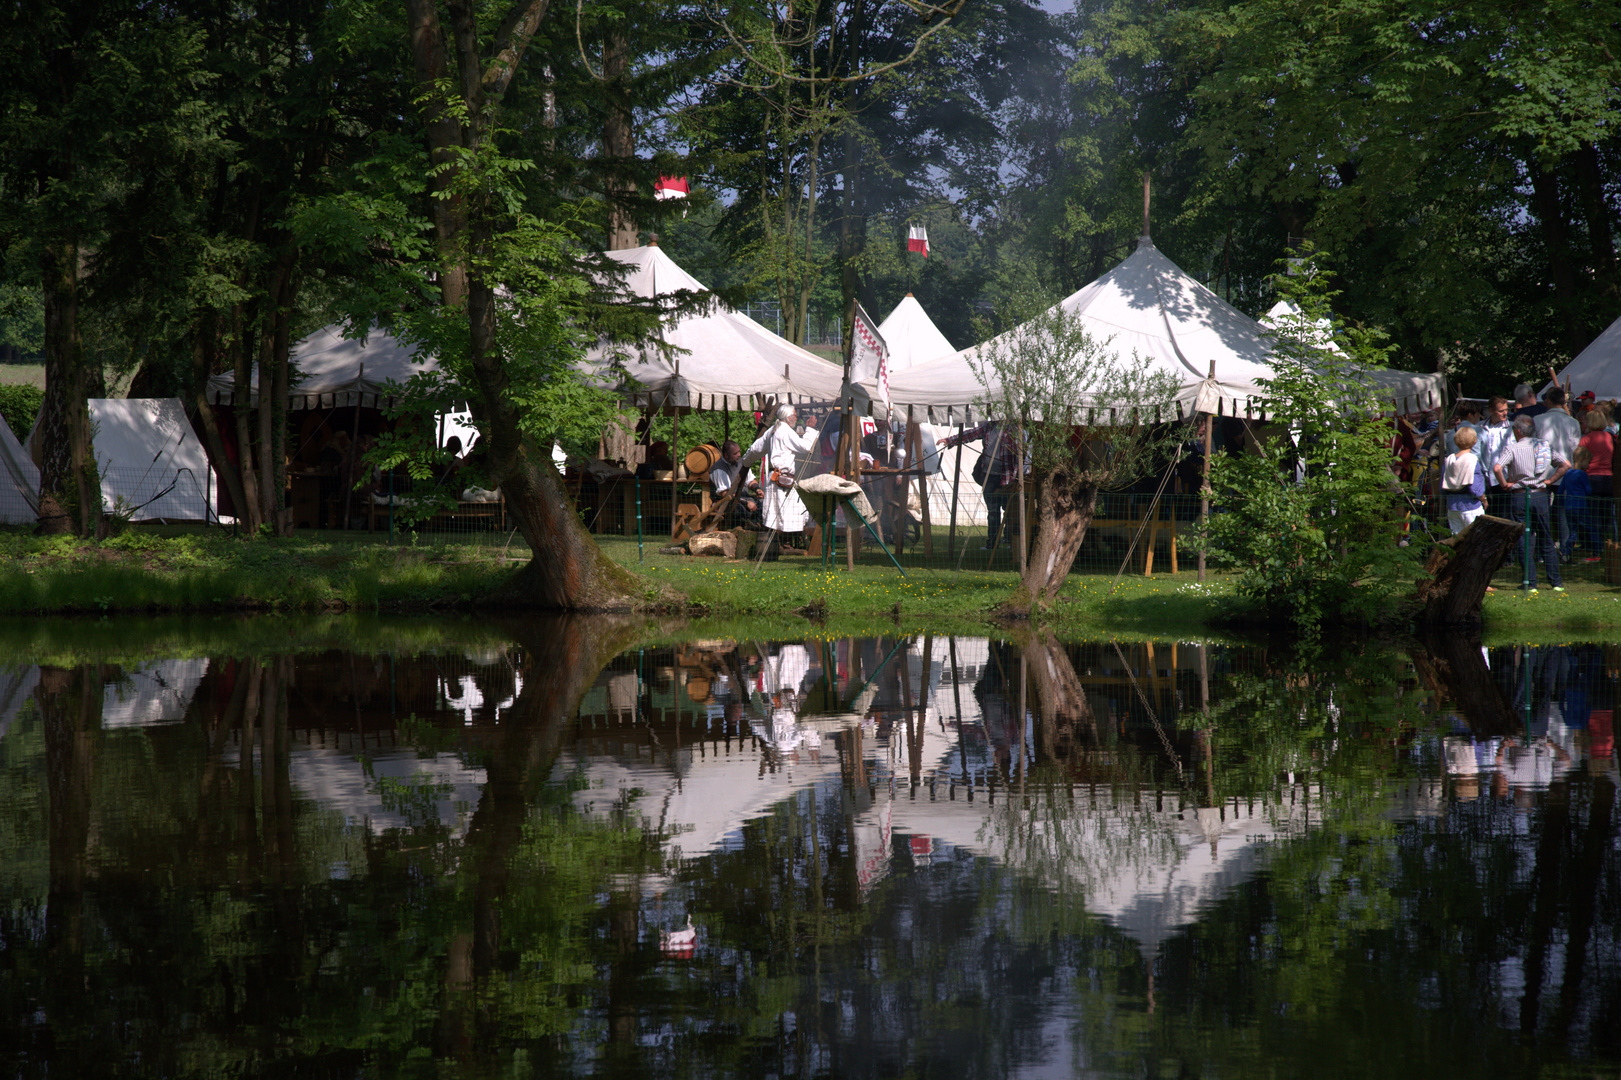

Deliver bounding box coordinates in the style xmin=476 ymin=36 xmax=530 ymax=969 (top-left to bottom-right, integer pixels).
xmin=4 ymin=526 xmax=1621 ymax=638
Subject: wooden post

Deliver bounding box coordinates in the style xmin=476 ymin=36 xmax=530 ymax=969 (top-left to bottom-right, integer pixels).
xmin=1198 ymin=361 xmax=1215 ymax=582
xmin=1142 ymin=170 xmax=1151 ymax=238
xmin=843 ymin=396 xmax=859 ymax=569
xmin=340 ymin=363 xmax=364 ymax=530
xmin=1015 ymin=419 xmax=1028 ymax=578
xmin=669 ymin=408 xmax=680 ymax=537
xmin=908 ymin=408 xmax=933 ymax=557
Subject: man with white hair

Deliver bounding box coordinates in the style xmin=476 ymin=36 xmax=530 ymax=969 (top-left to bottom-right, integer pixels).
xmin=1495 ymin=412 xmax=1570 ymax=593
xmin=740 ymin=403 xmax=819 ymax=536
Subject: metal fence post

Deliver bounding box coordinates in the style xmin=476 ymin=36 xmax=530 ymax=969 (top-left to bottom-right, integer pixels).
xmin=636 ymin=477 xmax=643 ymax=561
xmin=1523 ymin=488 xmax=1531 ymax=590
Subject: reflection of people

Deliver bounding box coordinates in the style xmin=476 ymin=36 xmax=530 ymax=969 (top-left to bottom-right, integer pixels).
xmin=740 ymin=405 xmax=818 ymax=535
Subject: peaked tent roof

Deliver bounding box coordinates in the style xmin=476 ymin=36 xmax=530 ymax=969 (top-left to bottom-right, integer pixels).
xmin=1262 ymin=300 xmax=1447 ymax=414
xmin=1551 ymin=313 xmax=1621 ymax=400
xmin=877 ymin=293 xmax=957 ymax=371
xmin=207 ymin=326 xmax=434 ymax=410
xmin=588 ymin=245 xmax=847 ymax=411
xmin=855 ymin=237 xmax=1279 ymax=423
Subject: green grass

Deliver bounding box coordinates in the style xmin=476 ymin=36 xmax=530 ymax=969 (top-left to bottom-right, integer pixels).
xmin=0 ymin=363 xmax=43 ymax=390
xmin=5 ymin=523 xmax=1621 ymax=639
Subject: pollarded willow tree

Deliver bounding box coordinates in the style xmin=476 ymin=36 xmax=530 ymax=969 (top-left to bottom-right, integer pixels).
xmin=970 ymin=296 xmax=1182 ymax=611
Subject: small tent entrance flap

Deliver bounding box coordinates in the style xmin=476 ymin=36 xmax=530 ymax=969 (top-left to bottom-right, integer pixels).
xmin=90 ymin=398 xmax=214 ymax=521
xmin=0 ymin=412 xmax=39 ymax=525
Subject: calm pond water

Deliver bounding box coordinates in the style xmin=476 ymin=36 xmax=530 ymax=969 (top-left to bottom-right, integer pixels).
xmin=1 ymin=621 xmax=1618 ymax=1078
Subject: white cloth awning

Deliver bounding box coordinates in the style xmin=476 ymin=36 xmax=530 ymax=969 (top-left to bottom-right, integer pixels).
xmin=1263 ymin=300 xmax=1447 ymax=415
xmin=586 ymin=245 xmax=848 ymax=411
xmin=1550 ymin=312 xmax=1621 ymax=401
xmin=206 ymin=325 xmax=434 ymax=411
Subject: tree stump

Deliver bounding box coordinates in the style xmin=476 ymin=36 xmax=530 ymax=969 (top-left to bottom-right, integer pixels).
xmin=1412 ymin=515 xmax=1524 ymax=626
xmin=688 ymin=532 xmax=736 ymax=558
xmin=1407 ymin=632 xmax=1519 ymax=736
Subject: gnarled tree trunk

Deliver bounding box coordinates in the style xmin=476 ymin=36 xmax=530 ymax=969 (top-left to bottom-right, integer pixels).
xmin=1020 ymin=471 xmax=1098 ymax=606
xmin=1412 ymin=514 xmax=1523 ymax=626
xmin=406 ymin=0 xmax=637 ymax=610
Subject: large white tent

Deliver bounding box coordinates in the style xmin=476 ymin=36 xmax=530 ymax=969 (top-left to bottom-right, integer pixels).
xmin=1262 ymin=300 xmax=1447 ymax=414
xmin=1550 ymin=313 xmax=1621 ymax=400
xmin=853 ymin=237 xmax=1278 ymax=424
xmin=590 ymin=244 xmax=847 ymax=411
xmin=0 ymin=413 xmax=39 ymax=525
xmin=206 ymin=325 xmax=433 ymax=410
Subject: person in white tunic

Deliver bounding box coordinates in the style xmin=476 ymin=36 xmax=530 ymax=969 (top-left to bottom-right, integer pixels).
xmin=741 ymin=404 xmax=819 ymax=534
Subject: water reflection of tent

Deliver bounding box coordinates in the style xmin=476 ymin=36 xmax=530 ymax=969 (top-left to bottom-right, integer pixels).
xmin=0 ymin=666 xmax=40 ymax=741
xmin=283 ymin=745 xmax=486 ymax=836
xmin=103 ymin=659 xmax=209 ymax=727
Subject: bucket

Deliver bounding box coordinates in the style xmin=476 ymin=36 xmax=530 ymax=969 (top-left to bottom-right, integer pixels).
xmin=685 ymin=443 xmax=721 ymax=479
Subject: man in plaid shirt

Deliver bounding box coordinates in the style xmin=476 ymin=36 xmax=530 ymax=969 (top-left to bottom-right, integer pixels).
xmin=1494 ymin=414 xmax=1571 ymax=592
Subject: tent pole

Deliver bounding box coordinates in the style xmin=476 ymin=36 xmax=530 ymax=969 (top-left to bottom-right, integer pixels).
xmin=341 ymin=362 xmax=364 ymax=530
xmin=948 ymin=421 xmax=963 ymax=562
xmin=1198 ymin=411 xmax=1213 ymax=583
xmin=670 ymin=408 xmax=680 ymax=538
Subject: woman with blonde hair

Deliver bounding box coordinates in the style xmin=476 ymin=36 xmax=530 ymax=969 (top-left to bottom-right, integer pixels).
xmin=1442 ymin=424 xmax=1486 ymax=534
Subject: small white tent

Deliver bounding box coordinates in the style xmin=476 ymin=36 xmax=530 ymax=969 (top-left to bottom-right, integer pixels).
xmin=207 ymin=325 xmax=434 ymax=410
xmin=877 ymin=292 xmax=958 ymax=371
xmin=589 ymin=244 xmax=847 ymax=410
xmin=856 ymin=237 xmax=1280 ymax=424
xmin=0 ymin=413 xmax=39 ymax=525
xmin=1550 ymin=313 xmax=1621 ymax=400
xmin=89 ymin=398 xmax=214 ymax=521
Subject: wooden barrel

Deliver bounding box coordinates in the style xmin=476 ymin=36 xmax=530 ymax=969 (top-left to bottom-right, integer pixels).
xmin=685 ymin=443 xmax=720 ymax=479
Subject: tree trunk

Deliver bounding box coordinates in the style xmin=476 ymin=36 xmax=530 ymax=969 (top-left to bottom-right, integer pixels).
xmin=1574 ymin=142 xmax=1620 ymax=307
xmin=36 ymin=238 xmax=99 ymax=537
xmin=406 ymin=0 xmax=635 ymax=610
xmin=1020 ymin=473 xmax=1098 ymax=605
xmin=1411 ymin=514 xmax=1523 ymax=626
xmin=1528 ymin=157 xmax=1588 ymax=357
xmin=190 ymin=326 xmax=252 ymax=526
xmin=602 ymin=31 xmax=637 ymax=250
xmin=230 ymin=312 xmax=263 ymax=534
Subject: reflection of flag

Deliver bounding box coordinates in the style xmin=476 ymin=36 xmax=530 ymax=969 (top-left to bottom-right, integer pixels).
xmin=849 ymin=301 xmax=888 ymax=386
xmin=907 ymin=224 xmax=929 ymax=256
xmin=654 ymin=176 xmax=689 ymax=201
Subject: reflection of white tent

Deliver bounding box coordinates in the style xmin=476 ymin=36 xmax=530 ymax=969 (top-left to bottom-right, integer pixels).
xmin=858 ymin=237 xmax=1280 ymax=423
xmin=0 ymin=413 xmax=39 ymax=525
xmin=877 ymin=293 xmax=958 ymax=371
xmin=206 ymin=325 xmax=434 ymax=410
xmin=284 ymin=746 xmax=486 ymax=836
xmin=88 ymin=399 xmax=214 ymax=521
xmin=1550 ymin=313 xmax=1621 ymax=400
xmin=0 ymin=666 xmax=40 ymax=741
xmin=1263 ymin=300 xmax=1447 ymax=414
xmin=103 ymin=658 xmax=209 ymax=727
xmin=589 ymin=245 xmax=847 ymax=411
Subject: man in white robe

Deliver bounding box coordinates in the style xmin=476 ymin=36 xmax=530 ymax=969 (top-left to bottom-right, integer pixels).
xmin=741 ymin=404 xmax=819 ymax=534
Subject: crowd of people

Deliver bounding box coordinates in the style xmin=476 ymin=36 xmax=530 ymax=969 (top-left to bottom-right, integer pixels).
xmin=1435 ymin=382 xmax=1619 ymax=592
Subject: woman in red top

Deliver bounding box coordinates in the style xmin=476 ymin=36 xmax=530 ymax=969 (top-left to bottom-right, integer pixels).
xmin=1579 ymin=411 xmax=1614 ymax=543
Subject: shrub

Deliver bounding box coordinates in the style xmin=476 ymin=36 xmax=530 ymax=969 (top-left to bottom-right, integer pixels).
xmin=0 ymin=383 xmax=43 ymax=439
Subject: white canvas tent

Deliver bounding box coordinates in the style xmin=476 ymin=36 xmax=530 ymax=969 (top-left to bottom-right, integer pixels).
xmin=877 ymin=292 xmax=958 ymax=371
xmin=0 ymin=413 xmax=39 ymax=525
xmin=88 ymin=398 xmax=215 ymax=521
xmin=589 ymin=244 xmax=847 ymax=411
xmin=1550 ymin=312 xmax=1621 ymax=400
xmin=850 ymin=237 xmax=1279 ymax=424
xmin=1263 ymin=299 xmax=1447 ymax=414
xmin=206 ymin=325 xmax=434 ymax=410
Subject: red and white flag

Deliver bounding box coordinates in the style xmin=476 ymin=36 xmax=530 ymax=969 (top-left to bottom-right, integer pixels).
xmin=907 ymin=224 xmax=929 ymax=257
xmin=849 ymin=301 xmax=888 ymax=386
xmin=654 ymin=176 xmax=689 ymax=201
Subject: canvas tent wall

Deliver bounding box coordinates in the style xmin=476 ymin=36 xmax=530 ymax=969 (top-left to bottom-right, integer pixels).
xmin=206 ymin=325 xmax=435 ymax=410
xmin=877 ymin=293 xmax=958 ymax=371
xmin=1549 ymin=312 xmax=1621 ymax=400
xmin=89 ymin=398 xmax=214 ymax=521
xmin=0 ymin=413 xmax=38 ymax=525
xmin=588 ymin=244 xmax=847 ymax=411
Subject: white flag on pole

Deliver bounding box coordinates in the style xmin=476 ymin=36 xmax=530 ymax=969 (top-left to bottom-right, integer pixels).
xmin=849 ymin=301 xmax=888 ymax=389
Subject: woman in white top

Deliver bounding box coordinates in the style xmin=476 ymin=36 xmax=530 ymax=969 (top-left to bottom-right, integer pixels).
xmin=741 ymin=404 xmax=819 ymax=533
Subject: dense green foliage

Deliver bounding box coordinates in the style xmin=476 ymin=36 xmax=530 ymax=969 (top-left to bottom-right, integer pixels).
xmin=0 ymin=383 xmax=41 ymax=438
xmin=1199 ymin=252 xmax=1421 ymax=629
